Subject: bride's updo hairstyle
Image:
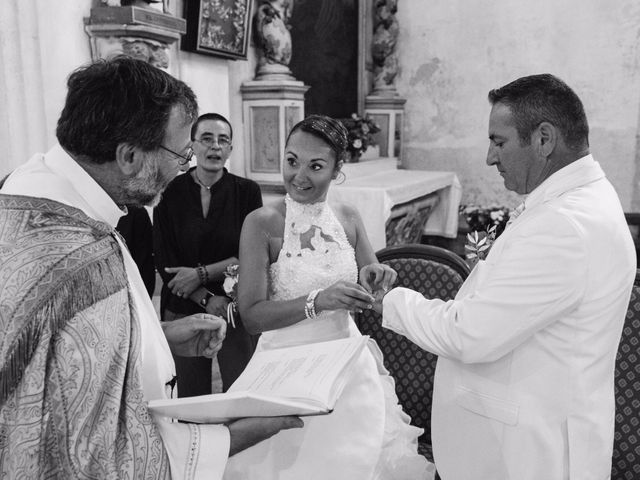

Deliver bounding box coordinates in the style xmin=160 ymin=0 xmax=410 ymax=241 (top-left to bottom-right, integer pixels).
xmin=287 ymin=114 xmax=349 ymax=165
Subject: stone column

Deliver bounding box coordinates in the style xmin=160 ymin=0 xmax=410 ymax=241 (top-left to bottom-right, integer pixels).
xmin=241 ymin=0 xmax=308 ymax=189
xmin=365 ymin=0 xmax=406 ymax=159
xmin=241 ymin=81 xmax=308 ymax=190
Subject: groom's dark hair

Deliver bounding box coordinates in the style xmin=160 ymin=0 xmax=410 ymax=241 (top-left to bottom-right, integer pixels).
xmin=488 ymin=73 xmax=589 ymax=152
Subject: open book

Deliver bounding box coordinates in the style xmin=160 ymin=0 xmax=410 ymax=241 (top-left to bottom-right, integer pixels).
xmin=148 ymin=335 xmax=369 ymax=424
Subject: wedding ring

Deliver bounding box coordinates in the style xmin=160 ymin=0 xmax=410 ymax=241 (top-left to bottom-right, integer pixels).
xmin=177 ymin=291 xmax=183 ymax=297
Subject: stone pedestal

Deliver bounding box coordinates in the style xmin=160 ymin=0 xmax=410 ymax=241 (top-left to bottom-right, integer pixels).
xmin=365 ymin=95 xmax=406 ymax=158
xmin=241 ymin=80 xmax=309 ymax=189
xmin=84 ymin=6 xmax=186 ymax=70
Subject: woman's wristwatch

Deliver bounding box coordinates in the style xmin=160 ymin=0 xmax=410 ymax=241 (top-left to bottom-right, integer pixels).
xmin=200 ymin=291 xmax=214 ymax=308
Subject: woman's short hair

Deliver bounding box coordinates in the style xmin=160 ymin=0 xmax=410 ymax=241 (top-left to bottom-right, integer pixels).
xmin=287 ymin=114 xmax=349 ymax=164
xmin=56 ymin=56 xmax=198 ymax=164
xmin=191 ymin=113 xmax=233 ymax=141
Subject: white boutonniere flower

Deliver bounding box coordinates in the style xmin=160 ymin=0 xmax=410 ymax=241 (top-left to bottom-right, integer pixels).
xmin=464 ymin=225 xmax=497 ymax=268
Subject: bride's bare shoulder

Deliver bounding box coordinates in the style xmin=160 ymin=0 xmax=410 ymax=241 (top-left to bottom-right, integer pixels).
xmin=245 ymin=201 xmax=286 ymax=233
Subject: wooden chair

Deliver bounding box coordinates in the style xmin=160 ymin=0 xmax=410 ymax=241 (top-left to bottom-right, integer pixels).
xmin=612 ymin=270 xmax=640 ymax=479
xmin=354 ymin=244 xmax=470 ymax=464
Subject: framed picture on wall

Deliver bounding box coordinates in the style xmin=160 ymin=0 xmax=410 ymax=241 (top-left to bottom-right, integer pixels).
xmin=181 ymin=0 xmax=253 ymax=60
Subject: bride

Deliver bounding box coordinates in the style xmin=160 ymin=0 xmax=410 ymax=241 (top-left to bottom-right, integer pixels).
xmin=224 ymin=115 xmax=433 ymax=479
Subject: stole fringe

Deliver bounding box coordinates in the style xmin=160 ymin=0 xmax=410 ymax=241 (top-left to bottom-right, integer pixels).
xmin=0 ymin=245 xmax=126 ymax=405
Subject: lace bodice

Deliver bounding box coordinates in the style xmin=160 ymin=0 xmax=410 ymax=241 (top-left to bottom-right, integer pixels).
xmin=269 ymin=195 xmax=358 ymax=302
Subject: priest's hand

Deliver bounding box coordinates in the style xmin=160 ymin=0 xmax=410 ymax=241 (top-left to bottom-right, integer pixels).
xmin=165 ymin=266 xmax=201 ymax=299
xmin=162 ymin=313 xmax=226 ymax=358
xmin=227 ymin=416 xmax=304 ymax=456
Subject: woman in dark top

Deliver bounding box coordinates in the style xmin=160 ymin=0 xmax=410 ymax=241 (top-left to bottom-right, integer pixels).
xmin=116 ymin=206 xmax=156 ymax=298
xmin=153 ymin=113 xmax=262 ymax=396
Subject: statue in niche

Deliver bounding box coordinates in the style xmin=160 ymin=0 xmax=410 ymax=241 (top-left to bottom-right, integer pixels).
xmin=253 ymin=0 xmax=294 ymax=80
xmin=371 ymin=0 xmax=399 ymax=95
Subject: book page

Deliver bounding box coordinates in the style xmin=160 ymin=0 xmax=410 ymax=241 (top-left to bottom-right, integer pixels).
xmin=147 ymin=336 xmax=368 ymax=423
xmin=228 ymin=336 xmax=367 ymax=406
xmin=148 ymin=391 xmax=326 ymax=424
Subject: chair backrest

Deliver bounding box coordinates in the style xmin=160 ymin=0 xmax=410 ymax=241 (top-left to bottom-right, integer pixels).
xmin=612 ymin=270 xmax=640 ymax=480
xmin=355 ymin=244 xmax=470 ymax=445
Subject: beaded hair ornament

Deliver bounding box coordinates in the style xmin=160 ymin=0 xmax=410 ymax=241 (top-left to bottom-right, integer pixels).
xmin=289 ymin=114 xmax=349 ymax=162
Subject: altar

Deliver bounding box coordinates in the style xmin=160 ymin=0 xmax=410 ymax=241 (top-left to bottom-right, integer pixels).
xmin=328 ymin=158 xmax=461 ymax=251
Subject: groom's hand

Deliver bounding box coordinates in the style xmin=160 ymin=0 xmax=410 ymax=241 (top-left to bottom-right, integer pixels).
xmin=227 ymin=416 xmax=304 ymax=456
xmin=359 ymin=263 xmax=397 ymax=296
xmin=371 ymin=297 xmax=384 ymax=315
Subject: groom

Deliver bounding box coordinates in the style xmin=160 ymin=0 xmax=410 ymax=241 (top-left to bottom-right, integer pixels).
xmin=372 ymin=74 xmax=636 ymax=479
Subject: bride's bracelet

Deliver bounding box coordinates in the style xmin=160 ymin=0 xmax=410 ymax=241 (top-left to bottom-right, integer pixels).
xmin=305 ymin=289 xmax=322 ymax=320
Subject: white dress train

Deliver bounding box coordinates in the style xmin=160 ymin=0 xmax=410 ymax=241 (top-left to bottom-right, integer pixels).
xmin=224 ymin=195 xmax=435 ymax=480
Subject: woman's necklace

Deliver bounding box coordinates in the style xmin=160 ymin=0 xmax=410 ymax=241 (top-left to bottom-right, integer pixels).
xmin=193 ymin=169 xmax=215 ymax=191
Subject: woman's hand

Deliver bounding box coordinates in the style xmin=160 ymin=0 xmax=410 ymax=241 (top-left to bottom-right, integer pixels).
xmin=205 ymin=295 xmax=231 ymax=319
xmin=359 ymin=263 xmax=397 ymax=299
xmin=165 ymin=266 xmax=201 ymax=298
xmin=314 ymin=281 xmax=376 ymax=314
xmin=162 ymin=313 xmax=226 ymax=358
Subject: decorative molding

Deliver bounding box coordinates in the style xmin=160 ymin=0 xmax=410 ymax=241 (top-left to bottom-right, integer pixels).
xmin=85 ymin=6 xmax=185 ymax=69
xmin=241 ymin=80 xmax=308 ymax=100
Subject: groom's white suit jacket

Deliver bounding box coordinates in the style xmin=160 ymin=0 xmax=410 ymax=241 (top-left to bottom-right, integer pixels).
xmin=383 ymin=155 xmax=636 ymax=480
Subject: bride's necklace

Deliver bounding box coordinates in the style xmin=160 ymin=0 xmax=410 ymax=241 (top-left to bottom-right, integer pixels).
xmin=193 ymin=169 xmax=215 ymax=191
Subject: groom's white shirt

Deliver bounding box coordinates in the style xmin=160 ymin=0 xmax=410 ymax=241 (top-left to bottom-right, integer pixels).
xmin=2 ymin=145 xmax=230 ymax=480
xmin=383 ymin=154 xmax=636 ymax=480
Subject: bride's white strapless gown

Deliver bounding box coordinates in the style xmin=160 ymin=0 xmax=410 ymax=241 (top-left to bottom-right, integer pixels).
xmin=224 ymin=196 xmax=434 ymax=480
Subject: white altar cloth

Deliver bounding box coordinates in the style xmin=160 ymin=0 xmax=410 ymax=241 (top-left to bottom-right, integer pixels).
xmin=328 ymin=159 xmax=461 ymax=251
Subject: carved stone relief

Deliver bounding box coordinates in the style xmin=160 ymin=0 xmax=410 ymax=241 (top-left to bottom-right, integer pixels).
xmin=86 ymin=3 xmax=184 ymax=70
xmin=371 ymin=0 xmax=399 ymax=96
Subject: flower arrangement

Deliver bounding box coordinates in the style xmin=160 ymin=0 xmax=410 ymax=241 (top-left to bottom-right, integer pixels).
xmin=222 ymin=264 xmax=239 ymax=328
xmin=460 ymin=204 xmax=511 ymax=236
xmin=341 ymin=113 xmax=381 ymax=161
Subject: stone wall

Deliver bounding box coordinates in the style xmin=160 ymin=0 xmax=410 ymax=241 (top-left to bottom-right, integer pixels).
xmin=397 ymin=0 xmax=640 ymax=210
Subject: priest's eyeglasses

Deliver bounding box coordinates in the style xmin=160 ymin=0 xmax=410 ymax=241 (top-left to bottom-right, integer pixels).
xmin=159 ymin=145 xmax=194 ymax=166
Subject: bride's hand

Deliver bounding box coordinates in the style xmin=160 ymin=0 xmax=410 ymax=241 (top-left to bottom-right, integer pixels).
xmin=314 ymin=281 xmax=376 ymax=313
